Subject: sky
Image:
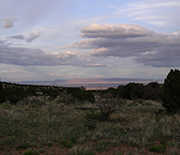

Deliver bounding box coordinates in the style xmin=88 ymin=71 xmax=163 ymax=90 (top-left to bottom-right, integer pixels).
xmin=1 ymin=0 xmax=180 ymax=82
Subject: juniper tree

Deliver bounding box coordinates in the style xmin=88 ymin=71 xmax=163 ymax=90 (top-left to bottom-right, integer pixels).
xmin=162 ymin=69 xmax=180 ymax=113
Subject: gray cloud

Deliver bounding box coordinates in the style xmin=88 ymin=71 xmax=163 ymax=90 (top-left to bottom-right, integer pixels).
xmin=1 ymin=18 xmax=17 ymax=28
xmin=8 ymin=31 xmax=42 ymax=43
xmin=26 ymin=31 xmax=42 ymax=43
xmin=135 ymin=46 xmax=180 ymax=67
xmin=9 ymin=35 xmax=25 ymax=40
xmin=0 ymin=41 xmax=104 ymax=67
xmin=69 ymin=23 xmax=180 ymax=67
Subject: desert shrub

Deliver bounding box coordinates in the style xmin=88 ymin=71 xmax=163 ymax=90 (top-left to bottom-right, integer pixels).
xmin=70 ymin=136 xmax=77 ymax=143
xmin=149 ymin=144 xmax=167 ymax=153
xmin=83 ymin=94 xmax=121 ymax=123
xmin=68 ymin=146 xmax=95 ymax=155
xmin=84 ymin=94 xmax=120 ymax=122
xmin=96 ymin=94 xmax=121 ymax=121
xmin=3 ymin=87 xmax=26 ymax=104
xmin=47 ymin=142 xmax=52 ymax=147
xmin=143 ymin=82 xmax=162 ymax=100
xmin=0 ymin=102 xmax=11 ymax=109
xmin=59 ymin=139 xmax=73 ymax=148
xmin=116 ymin=82 xmax=163 ymax=101
xmin=23 ymin=148 xmax=40 ymax=155
xmin=94 ymin=141 xmax=109 ymax=153
xmin=15 ymin=142 xmax=31 ymax=150
xmin=121 ymin=83 xmax=144 ymax=99
xmin=162 ymin=69 xmax=180 ymax=113
xmin=66 ymin=87 xmax=95 ymax=103
xmin=84 ymin=108 xmax=105 ymax=122
xmin=38 ymin=148 xmax=45 ymax=153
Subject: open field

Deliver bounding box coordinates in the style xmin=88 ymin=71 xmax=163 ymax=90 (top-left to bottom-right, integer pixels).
xmin=1 ymin=91 xmax=180 ymax=155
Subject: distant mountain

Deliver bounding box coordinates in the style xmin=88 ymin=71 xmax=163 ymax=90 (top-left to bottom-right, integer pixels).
xmin=19 ymin=79 xmax=65 ymax=85
xmin=65 ymin=78 xmax=162 ymax=84
xmin=18 ymin=78 xmax=163 ymax=89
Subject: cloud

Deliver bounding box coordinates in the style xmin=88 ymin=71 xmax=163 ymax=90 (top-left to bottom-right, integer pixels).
xmin=9 ymin=35 xmax=25 ymax=40
xmin=80 ymin=23 xmax=154 ymax=39
xmin=1 ymin=18 xmax=17 ymax=28
xmin=0 ymin=41 xmax=104 ymax=67
xmin=113 ymin=0 xmax=180 ymax=31
xmin=25 ymin=31 xmax=42 ymax=43
xmin=69 ymin=23 xmax=180 ymax=67
xmin=135 ymin=46 xmax=180 ymax=67
xmin=8 ymin=31 xmax=42 ymax=43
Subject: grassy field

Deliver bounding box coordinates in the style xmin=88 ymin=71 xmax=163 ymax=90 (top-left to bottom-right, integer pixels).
xmin=1 ymin=92 xmax=180 ymax=155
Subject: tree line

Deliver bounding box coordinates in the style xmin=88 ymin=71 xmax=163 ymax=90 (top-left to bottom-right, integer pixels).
xmin=1 ymin=69 xmax=180 ymax=114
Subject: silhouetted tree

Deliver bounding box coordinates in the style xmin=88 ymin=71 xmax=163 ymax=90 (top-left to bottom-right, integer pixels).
xmin=143 ymin=82 xmax=162 ymax=100
xmin=122 ymin=83 xmax=144 ymax=99
xmin=0 ymin=81 xmax=5 ymax=103
xmin=162 ymin=69 xmax=180 ymax=113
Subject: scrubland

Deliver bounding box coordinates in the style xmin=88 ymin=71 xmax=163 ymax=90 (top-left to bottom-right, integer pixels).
xmin=1 ymin=88 xmax=180 ymax=155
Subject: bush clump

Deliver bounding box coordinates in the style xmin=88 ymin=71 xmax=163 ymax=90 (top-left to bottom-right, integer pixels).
xmin=149 ymin=144 xmax=167 ymax=153
xmin=162 ymin=69 xmax=180 ymax=113
xmin=23 ymin=148 xmax=40 ymax=155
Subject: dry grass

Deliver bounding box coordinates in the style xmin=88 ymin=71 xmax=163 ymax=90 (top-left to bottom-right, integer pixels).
xmin=1 ymin=95 xmax=180 ymax=154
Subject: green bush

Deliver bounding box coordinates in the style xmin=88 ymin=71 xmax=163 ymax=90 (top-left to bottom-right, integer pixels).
xmin=47 ymin=142 xmax=52 ymax=147
xmin=66 ymin=87 xmax=95 ymax=103
xmin=162 ymin=69 xmax=180 ymax=113
xmin=15 ymin=142 xmax=30 ymax=150
xmin=94 ymin=141 xmax=109 ymax=153
xmin=59 ymin=139 xmax=73 ymax=148
xmin=84 ymin=108 xmax=105 ymax=122
xmin=149 ymin=144 xmax=167 ymax=153
xmin=0 ymin=102 xmax=11 ymax=109
xmin=23 ymin=148 xmax=40 ymax=155
xmin=69 ymin=146 xmax=95 ymax=155
xmin=70 ymin=137 xmax=77 ymax=143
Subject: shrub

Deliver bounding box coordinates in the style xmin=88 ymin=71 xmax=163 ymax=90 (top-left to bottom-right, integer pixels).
xmin=96 ymin=94 xmax=121 ymax=121
xmin=68 ymin=146 xmax=95 ymax=155
xmin=66 ymin=87 xmax=95 ymax=103
xmin=162 ymin=69 xmax=180 ymax=113
xmin=15 ymin=142 xmax=30 ymax=150
xmin=38 ymin=148 xmax=45 ymax=153
xmin=94 ymin=141 xmax=109 ymax=153
xmin=149 ymin=144 xmax=167 ymax=153
xmin=59 ymin=139 xmax=73 ymax=148
xmin=47 ymin=142 xmax=52 ymax=147
xmin=84 ymin=108 xmax=105 ymax=122
xmin=23 ymin=148 xmax=40 ymax=155
xmin=0 ymin=102 xmax=11 ymax=109
xmin=70 ymin=136 xmax=77 ymax=143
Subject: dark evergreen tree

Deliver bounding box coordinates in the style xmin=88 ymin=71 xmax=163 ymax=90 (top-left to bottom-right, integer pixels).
xmin=0 ymin=81 xmax=5 ymax=103
xmin=143 ymin=82 xmax=162 ymax=100
xmin=162 ymin=69 xmax=180 ymax=113
xmin=122 ymin=83 xmax=144 ymax=99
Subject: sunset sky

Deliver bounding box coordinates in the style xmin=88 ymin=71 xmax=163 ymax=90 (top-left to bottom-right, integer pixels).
xmin=1 ymin=0 xmax=180 ymax=82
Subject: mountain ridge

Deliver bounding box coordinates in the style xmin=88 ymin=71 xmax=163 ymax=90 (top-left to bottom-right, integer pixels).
xmin=18 ymin=77 xmax=163 ymax=85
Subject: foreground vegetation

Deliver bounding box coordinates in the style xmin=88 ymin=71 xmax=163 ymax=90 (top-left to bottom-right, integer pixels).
xmin=0 ymin=87 xmax=180 ymax=154
xmin=1 ymin=69 xmax=180 ymax=154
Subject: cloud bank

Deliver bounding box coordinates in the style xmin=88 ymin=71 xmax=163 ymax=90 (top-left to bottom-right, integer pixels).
xmin=70 ymin=23 xmax=180 ymax=67
xmin=2 ymin=23 xmax=180 ymax=69
xmin=0 ymin=40 xmax=104 ymax=67
xmin=80 ymin=23 xmax=155 ymax=39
